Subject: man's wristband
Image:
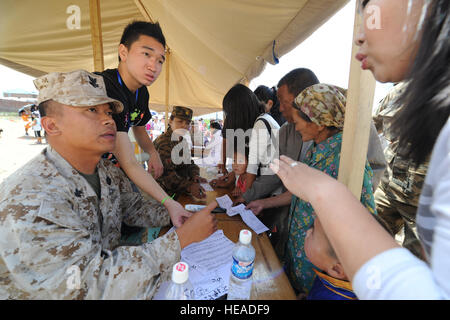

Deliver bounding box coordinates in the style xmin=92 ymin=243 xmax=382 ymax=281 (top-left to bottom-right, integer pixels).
xmin=161 ymin=194 xmax=175 ymax=205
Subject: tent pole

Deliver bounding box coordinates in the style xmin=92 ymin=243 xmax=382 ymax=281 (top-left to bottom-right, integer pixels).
xmin=165 ymin=48 xmax=171 ymax=131
xmin=89 ymin=0 xmax=104 ymax=72
xmin=337 ymin=3 xmax=376 ymax=198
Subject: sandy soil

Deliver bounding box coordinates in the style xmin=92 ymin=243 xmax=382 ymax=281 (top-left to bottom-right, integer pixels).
xmin=0 ymin=118 xmax=46 ymax=183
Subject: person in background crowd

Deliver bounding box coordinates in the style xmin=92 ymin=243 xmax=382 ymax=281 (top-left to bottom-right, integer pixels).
xmin=31 ymin=111 xmax=43 ymax=144
xmin=220 ymin=84 xmax=280 ymax=191
xmin=154 ymin=106 xmax=207 ymax=200
xmin=254 ymin=85 xmax=286 ymax=126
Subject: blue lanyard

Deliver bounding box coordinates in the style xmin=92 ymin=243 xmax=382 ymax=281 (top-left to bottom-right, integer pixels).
xmin=117 ymin=70 xmax=138 ymax=103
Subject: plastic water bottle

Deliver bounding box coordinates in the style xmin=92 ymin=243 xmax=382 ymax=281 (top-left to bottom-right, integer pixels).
xmin=165 ymin=262 xmax=195 ymax=300
xmin=227 ymin=229 xmax=256 ymax=300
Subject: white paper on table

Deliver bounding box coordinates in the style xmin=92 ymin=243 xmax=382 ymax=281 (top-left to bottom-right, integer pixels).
xmin=189 ymin=263 xmax=231 ymax=300
xmin=236 ymin=207 xmax=269 ymax=234
xmin=153 ymin=263 xmax=231 ymax=300
xmin=181 ymin=230 xmax=234 ymax=272
xmin=226 ymin=203 xmax=245 ymax=217
xmin=216 ymin=194 xmax=233 ymax=210
xmin=200 ymin=182 xmax=214 ymax=192
xmin=153 ymin=229 xmax=234 ymax=300
xmin=181 ymin=230 xmax=234 ymax=299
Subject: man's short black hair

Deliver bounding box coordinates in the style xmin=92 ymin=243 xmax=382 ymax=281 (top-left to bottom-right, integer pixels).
xmin=119 ymin=21 xmax=166 ymax=61
xmin=277 ymin=68 xmax=319 ymax=97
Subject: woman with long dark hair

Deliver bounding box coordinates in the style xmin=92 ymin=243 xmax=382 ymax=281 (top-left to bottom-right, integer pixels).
xmin=272 ymin=0 xmax=450 ymax=299
xmin=220 ymin=83 xmax=280 ymax=191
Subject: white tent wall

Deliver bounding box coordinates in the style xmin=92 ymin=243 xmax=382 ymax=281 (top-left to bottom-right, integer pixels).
xmin=0 ymin=0 xmax=349 ymax=116
xmin=1 ymin=0 xmax=374 ymax=198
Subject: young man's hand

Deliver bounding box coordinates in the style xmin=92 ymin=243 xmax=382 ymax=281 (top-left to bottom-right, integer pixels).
xmin=148 ymin=151 xmax=164 ymax=179
xmin=164 ymin=199 xmax=192 ymax=228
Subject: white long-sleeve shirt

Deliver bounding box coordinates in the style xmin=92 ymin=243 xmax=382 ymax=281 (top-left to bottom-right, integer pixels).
xmin=353 ymin=117 xmax=450 ymax=299
xmin=247 ymin=114 xmax=280 ymax=176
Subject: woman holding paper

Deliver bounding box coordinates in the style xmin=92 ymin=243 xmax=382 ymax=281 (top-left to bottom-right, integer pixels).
xmin=283 ymin=83 xmax=377 ymax=297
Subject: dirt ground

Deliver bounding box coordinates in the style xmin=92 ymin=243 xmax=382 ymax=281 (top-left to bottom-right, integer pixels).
xmin=0 ymin=117 xmax=46 ymax=183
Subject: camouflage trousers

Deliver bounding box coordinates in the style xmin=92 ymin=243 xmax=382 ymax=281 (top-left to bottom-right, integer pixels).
xmin=374 ymin=187 xmax=425 ymax=260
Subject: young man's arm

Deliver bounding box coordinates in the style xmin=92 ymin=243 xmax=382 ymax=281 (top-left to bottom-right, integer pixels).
xmin=113 ymin=132 xmax=190 ymax=227
xmin=132 ymin=125 xmax=164 ymax=179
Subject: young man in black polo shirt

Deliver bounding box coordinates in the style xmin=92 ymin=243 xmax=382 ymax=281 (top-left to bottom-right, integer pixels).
xmin=99 ymin=21 xmax=190 ymax=227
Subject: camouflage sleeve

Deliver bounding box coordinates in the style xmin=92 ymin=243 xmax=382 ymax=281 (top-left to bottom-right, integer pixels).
xmin=154 ymin=136 xmax=192 ymax=195
xmin=121 ymin=192 xmax=171 ymax=228
xmin=0 ymin=196 xmax=180 ymax=299
xmin=114 ymin=166 xmax=171 ymax=228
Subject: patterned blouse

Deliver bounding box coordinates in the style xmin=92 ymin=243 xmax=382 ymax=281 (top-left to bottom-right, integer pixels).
xmin=285 ymin=132 xmax=377 ymax=294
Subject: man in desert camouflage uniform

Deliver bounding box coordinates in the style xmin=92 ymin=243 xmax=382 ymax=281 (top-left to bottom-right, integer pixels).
xmin=154 ymin=106 xmax=207 ymax=200
xmin=0 ymin=70 xmax=216 ymax=299
xmin=373 ymin=83 xmax=428 ymax=259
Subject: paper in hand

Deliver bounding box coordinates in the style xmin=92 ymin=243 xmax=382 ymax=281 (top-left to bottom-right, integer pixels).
xmin=200 ymin=183 xmax=214 ymax=192
xmin=239 ymin=208 xmax=269 ymax=234
xmin=218 ymin=199 xmax=269 ymax=234
xmin=216 ymin=194 xmax=233 ymax=211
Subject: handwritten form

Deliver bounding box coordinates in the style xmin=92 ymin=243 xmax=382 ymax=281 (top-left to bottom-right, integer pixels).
xmin=216 ymin=194 xmax=233 ymax=211
xmin=182 ymin=230 xmax=234 ymax=300
xmin=200 ymin=182 xmax=214 ymax=192
xmin=153 ymin=195 xmax=268 ymax=300
xmin=153 ymin=229 xmax=234 ymax=300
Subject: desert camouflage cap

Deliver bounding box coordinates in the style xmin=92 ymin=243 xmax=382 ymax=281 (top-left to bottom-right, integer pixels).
xmin=33 ymin=70 xmax=124 ymax=113
xmin=171 ymin=106 xmax=193 ymax=121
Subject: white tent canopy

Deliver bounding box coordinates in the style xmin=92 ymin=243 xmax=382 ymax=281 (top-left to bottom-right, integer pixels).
xmin=0 ymin=0 xmax=349 ymax=116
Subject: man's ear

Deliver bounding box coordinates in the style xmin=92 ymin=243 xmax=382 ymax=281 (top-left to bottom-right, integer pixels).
xmin=317 ymin=124 xmax=326 ymax=133
xmin=118 ymin=44 xmax=129 ymax=63
xmin=41 ymin=116 xmax=61 ymax=137
xmin=327 ymin=262 xmax=347 ymax=281
xmin=267 ymin=99 xmax=274 ymax=111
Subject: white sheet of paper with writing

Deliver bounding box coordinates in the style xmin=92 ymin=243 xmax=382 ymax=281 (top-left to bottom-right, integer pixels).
xmin=200 ymin=182 xmax=214 ymax=192
xmin=226 ymin=203 xmax=245 ymax=217
xmin=223 ymin=203 xmax=269 ymax=234
xmin=182 ymin=230 xmax=233 ymax=299
xmin=154 ymin=229 xmax=234 ymax=300
xmin=239 ymin=207 xmax=269 ymax=234
xmin=216 ymin=194 xmax=233 ymax=212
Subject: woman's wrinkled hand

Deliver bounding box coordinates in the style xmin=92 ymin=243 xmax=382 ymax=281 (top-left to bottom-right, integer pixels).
xmin=270 ymin=155 xmax=335 ymax=204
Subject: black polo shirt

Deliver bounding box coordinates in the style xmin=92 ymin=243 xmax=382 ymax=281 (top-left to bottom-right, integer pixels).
xmin=97 ymin=68 xmax=152 ymax=132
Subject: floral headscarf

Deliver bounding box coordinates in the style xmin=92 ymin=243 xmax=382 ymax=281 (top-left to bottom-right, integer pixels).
xmin=293 ymin=83 xmax=347 ymax=129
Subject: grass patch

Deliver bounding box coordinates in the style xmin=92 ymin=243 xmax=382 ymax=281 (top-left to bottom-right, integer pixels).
xmin=0 ymin=112 xmax=19 ymax=120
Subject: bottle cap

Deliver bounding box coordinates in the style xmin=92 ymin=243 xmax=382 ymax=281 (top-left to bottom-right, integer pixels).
xmin=239 ymin=229 xmax=252 ymax=245
xmin=171 ymin=262 xmax=189 ymax=284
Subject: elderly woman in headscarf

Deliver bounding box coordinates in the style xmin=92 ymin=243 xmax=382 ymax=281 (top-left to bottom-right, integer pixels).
xmin=285 ymin=83 xmax=377 ymax=297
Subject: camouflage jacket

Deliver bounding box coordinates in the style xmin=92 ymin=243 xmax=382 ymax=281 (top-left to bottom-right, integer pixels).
xmin=373 ymin=83 xmax=429 ymax=206
xmin=154 ymin=127 xmax=200 ymax=197
xmin=0 ymin=147 xmax=180 ymax=299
